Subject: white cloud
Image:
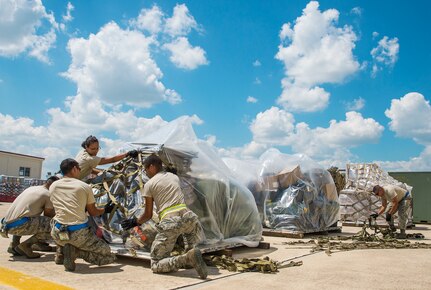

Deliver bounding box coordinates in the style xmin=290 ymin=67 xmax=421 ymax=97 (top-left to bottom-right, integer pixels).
xmin=218 ymin=141 xmax=268 ymax=160
xmin=254 ymin=77 xmax=261 ymax=85
xmin=370 ymin=36 xmax=399 ymax=77
xmin=163 ymin=37 xmax=208 ymax=70
xmin=249 ymin=108 xmax=383 ymax=161
xmin=351 ymin=7 xmax=362 ymax=16
xmin=62 ymin=2 xmax=74 ymax=22
xmin=275 ymin=1 xmax=359 ymax=112
xmin=129 ymin=5 xmax=163 ymax=34
xmin=253 ymin=59 xmax=261 ymax=67
xmin=277 ymin=82 xmax=329 ymax=112
xmin=385 ymin=92 xmax=431 ymax=145
xmin=250 ymin=107 xmax=295 ymax=144
xmin=62 ymin=22 xmax=181 ymax=107
xmin=345 ymin=97 xmax=365 ymax=111
xmin=0 ymin=0 xmax=58 ymax=63
xmin=204 ymin=134 xmax=217 ymax=146
xmin=247 ymin=96 xmax=258 ymax=103
xmin=376 ymin=146 xmax=431 ymax=172
xmin=164 ymin=4 xmax=198 ymax=37
xmin=372 ymin=31 xmax=379 ymax=39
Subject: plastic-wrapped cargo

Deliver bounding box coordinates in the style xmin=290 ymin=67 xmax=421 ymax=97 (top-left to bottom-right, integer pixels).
xmin=92 ymin=116 xmax=262 ymax=252
xmin=224 ymin=149 xmax=340 ymax=232
xmin=339 ymin=163 xmax=413 ymax=226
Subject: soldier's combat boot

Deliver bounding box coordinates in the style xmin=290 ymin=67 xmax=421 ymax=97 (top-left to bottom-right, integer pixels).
xmin=63 ymin=244 xmax=77 ymax=272
xmin=7 ymin=236 xmax=22 ymax=256
xmin=14 ymin=236 xmax=41 ymax=259
xmin=185 ymin=248 xmax=208 ymax=279
xmin=396 ymin=229 xmax=407 ymax=239
xmin=32 ymin=241 xmax=55 ymax=252
xmin=55 ymin=245 xmax=64 ymax=265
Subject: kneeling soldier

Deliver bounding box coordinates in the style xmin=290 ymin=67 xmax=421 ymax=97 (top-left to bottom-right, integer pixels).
xmin=50 ymin=158 xmax=116 ymax=271
xmin=1 ymin=176 xmax=59 ymax=258
xmin=121 ymin=154 xmax=208 ymax=279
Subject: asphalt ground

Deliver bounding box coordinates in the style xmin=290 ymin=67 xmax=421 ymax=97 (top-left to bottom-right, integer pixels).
xmin=1 ymin=201 xmax=431 ymax=290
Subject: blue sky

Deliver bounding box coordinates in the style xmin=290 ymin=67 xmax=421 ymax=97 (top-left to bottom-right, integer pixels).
xmin=1 ymin=0 xmax=431 ymax=178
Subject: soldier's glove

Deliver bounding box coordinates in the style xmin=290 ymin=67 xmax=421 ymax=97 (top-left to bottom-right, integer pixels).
xmin=370 ymin=213 xmax=379 ymax=219
xmin=121 ymin=217 xmax=138 ymax=230
xmin=104 ymin=200 xmax=115 ymax=213
xmin=127 ymin=150 xmax=139 ymax=158
xmin=385 ymin=213 xmax=392 ymax=222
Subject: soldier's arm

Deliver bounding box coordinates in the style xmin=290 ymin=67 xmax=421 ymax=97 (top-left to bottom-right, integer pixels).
xmin=86 ymin=202 xmax=104 ymax=216
xmin=137 ymin=196 xmax=153 ymax=225
xmin=377 ymin=198 xmax=387 ymax=215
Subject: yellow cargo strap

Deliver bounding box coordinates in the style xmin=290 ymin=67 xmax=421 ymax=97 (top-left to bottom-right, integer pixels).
xmin=159 ymin=203 xmax=187 ymax=220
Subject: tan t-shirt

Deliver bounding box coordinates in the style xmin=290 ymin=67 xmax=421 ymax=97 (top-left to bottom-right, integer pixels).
xmin=382 ymin=184 xmax=409 ymax=202
xmin=4 ymin=185 xmax=53 ymax=223
xmin=141 ymin=172 xmax=185 ymax=216
xmin=49 ymin=177 xmax=95 ymax=225
xmin=75 ymin=148 xmax=102 ymax=181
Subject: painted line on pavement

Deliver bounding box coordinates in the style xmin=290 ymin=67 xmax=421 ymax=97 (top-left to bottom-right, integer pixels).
xmin=0 ymin=266 xmax=73 ymax=290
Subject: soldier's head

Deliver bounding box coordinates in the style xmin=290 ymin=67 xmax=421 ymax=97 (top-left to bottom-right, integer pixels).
xmin=45 ymin=175 xmax=60 ymax=189
xmin=81 ymin=135 xmax=100 ymax=156
xmin=143 ymin=154 xmax=163 ymax=178
xmin=372 ymin=185 xmax=384 ymax=197
xmin=60 ymin=158 xmax=81 ymax=178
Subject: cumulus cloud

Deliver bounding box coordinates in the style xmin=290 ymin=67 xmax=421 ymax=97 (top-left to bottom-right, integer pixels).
xmin=0 ymin=0 xmax=59 ymax=63
xmin=345 ymin=97 xmax=365 ymax=111
xmin=129 ymin=3 xmax=208 ymax=70
xmin=253 ymin=60 xmax=261 ymax=67
xmin=249 ymin=107 xmax=383 ymax=161
xmin=376 ymin=146 xmax=431 ymax=172
xmin=218 ymin=141 xmax=268 ymax=160
xmin=164 ymin=4 xmax=198 ymax=37
xmin=370 ymin=36 xmax=399 ymax=77
xmin=62 ymin=22 xmax=181 ymax=107
xmin=62 ymin=2 xmax=74 ymax=22
xmin=129 ymin=5 xmax=163 ymax=34
xmin=163 ymin=37 xmax=208 ymax=70
xmin=275 ymin=1 xmax=359 ymax=112
xmin=385 ymin=92 xmax=431 ymax=145
xmin=250 ymin=107 xmax=295 ymax=144
xmin=254 ymin=77 xmax=261 ymax=85
xmin=247 ymin=96 xmax=258 ymax=103
xmin=351 ymin=7 xmax=362 ymax=16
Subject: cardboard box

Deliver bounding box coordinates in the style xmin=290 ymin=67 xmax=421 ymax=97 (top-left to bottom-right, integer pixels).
xmin=277 ymin=165 xmax=302 ymax=189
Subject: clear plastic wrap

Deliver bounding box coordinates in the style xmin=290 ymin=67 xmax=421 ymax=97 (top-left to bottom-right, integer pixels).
xmin=92 ymin=116 xmax=262 ymax=251
xmin=225 ymin=149 xmax=340 ymax=232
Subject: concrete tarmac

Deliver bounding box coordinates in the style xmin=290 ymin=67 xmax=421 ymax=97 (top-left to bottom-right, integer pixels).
xmin=1 ymin=202 xmax=431 ymax=290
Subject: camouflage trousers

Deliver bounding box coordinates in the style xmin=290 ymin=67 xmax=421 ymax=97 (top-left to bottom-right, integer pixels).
xmin=51 ymin=226 xmax=116 ymax=266
xmin=386 ymin=198 xmax=410 ymax=230
xmin=6 ymin=216 xmax=52 ymax=241
xmin=151 ymin=210 xmax=203 ymax=273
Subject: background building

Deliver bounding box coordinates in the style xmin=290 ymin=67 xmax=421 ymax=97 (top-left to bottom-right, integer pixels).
xmin=0 ymin=150 xmax=44 ymax=179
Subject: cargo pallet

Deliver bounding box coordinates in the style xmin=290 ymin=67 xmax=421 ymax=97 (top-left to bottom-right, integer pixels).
xmin=110 ymin=241 xmax=270 ymax=260
xmin=262 ymin=225 xmax=342 ymax=239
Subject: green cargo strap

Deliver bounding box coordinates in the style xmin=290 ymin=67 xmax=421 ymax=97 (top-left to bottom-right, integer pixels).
xmin=159 ymin=204 xmax=187 ymax=220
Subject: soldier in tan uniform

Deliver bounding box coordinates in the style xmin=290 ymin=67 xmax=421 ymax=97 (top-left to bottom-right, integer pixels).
xmin=75 ymin=135 xmax=138 ymax=183
xmin=372 ymin=184 xmax=412 ymax=238
xmin=1 ymin=176 xmax=59 ymax=258
xmin=50 ymin=158 xmax=116 ymax=271
xmin=121 ymin=154 xmax=208 ymax=279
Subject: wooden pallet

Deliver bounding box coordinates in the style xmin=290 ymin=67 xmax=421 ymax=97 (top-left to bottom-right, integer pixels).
xmin=262 ymin=226 xmax=342 ymax=239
